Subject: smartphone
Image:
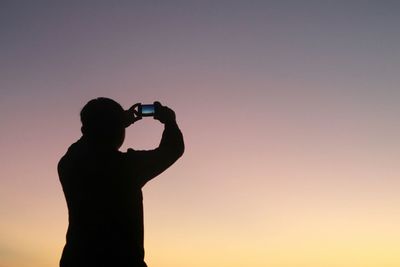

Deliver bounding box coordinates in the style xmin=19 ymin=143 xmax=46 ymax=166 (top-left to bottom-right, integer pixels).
xmin=139 ymin=104 xmax=155 ymax=117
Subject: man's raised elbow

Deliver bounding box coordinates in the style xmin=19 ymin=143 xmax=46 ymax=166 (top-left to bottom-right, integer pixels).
xmin=177 ymin=142 xmax=185 ymax=158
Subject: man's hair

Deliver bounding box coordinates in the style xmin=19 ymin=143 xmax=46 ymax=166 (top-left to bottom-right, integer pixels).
xmin=80 ymin=97 xmax=125 ymax=138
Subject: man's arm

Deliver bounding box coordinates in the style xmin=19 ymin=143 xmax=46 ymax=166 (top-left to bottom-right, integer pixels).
xmin=126 ymin=102 xmax=184 ymax=187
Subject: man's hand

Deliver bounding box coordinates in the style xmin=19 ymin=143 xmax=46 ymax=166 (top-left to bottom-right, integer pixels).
xmin=154 ymin=101 xmax=176 ymax=124
xmin=125 ymin=103 xmax=142 ymax=127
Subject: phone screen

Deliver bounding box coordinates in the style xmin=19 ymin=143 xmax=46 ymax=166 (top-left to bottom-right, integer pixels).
xmin=141 ymin=104 xmax=155 ymax=116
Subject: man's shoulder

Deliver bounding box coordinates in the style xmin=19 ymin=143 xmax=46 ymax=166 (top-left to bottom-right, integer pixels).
xmin=122 ymin=148 xmax=152 ymax=157
xmin=119 ymin=148 xmax=151 ymax=165
xmin=58 ymin=140 xmax=85 ymax=171
xmin=121 ymin=148 xmax=139 ymax=158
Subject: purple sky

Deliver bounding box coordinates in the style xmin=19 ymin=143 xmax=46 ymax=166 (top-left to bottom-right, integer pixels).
xmin=1 ymin=2 xmax=400 ymax=266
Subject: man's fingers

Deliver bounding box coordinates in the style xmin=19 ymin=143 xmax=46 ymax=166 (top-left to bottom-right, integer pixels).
xmin=125 ymin=103 xmax=143 ymax=126
xmin=129 ymin=103 xmax=141 ymax=114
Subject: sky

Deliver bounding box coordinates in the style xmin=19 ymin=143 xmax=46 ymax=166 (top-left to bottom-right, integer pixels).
xmin=1 ymin=1 xmax=400 ymax=266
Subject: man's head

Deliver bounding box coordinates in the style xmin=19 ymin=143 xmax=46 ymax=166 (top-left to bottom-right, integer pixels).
xmin=80 ymin=97 xmax=127 ymax=149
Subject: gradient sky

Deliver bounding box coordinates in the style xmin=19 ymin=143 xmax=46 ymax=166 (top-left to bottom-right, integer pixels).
xmin=1 ymin=1 xmax=400 ymax=267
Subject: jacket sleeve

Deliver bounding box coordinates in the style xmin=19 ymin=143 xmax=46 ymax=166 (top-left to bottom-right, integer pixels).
xmin=126 ymin=121 xmax=184 ymax=187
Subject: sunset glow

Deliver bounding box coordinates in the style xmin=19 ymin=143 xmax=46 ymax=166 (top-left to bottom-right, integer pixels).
xmin=1 ymin=2 xmax=400 ymax=267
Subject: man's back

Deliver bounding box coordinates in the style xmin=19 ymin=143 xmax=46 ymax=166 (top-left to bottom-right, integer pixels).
xmin=59 ymin=138 xmax=146 ymax=266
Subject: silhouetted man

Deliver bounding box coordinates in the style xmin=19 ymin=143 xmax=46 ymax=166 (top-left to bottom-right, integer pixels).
xmin=58 ymin=98 xmax=184 ymax=267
